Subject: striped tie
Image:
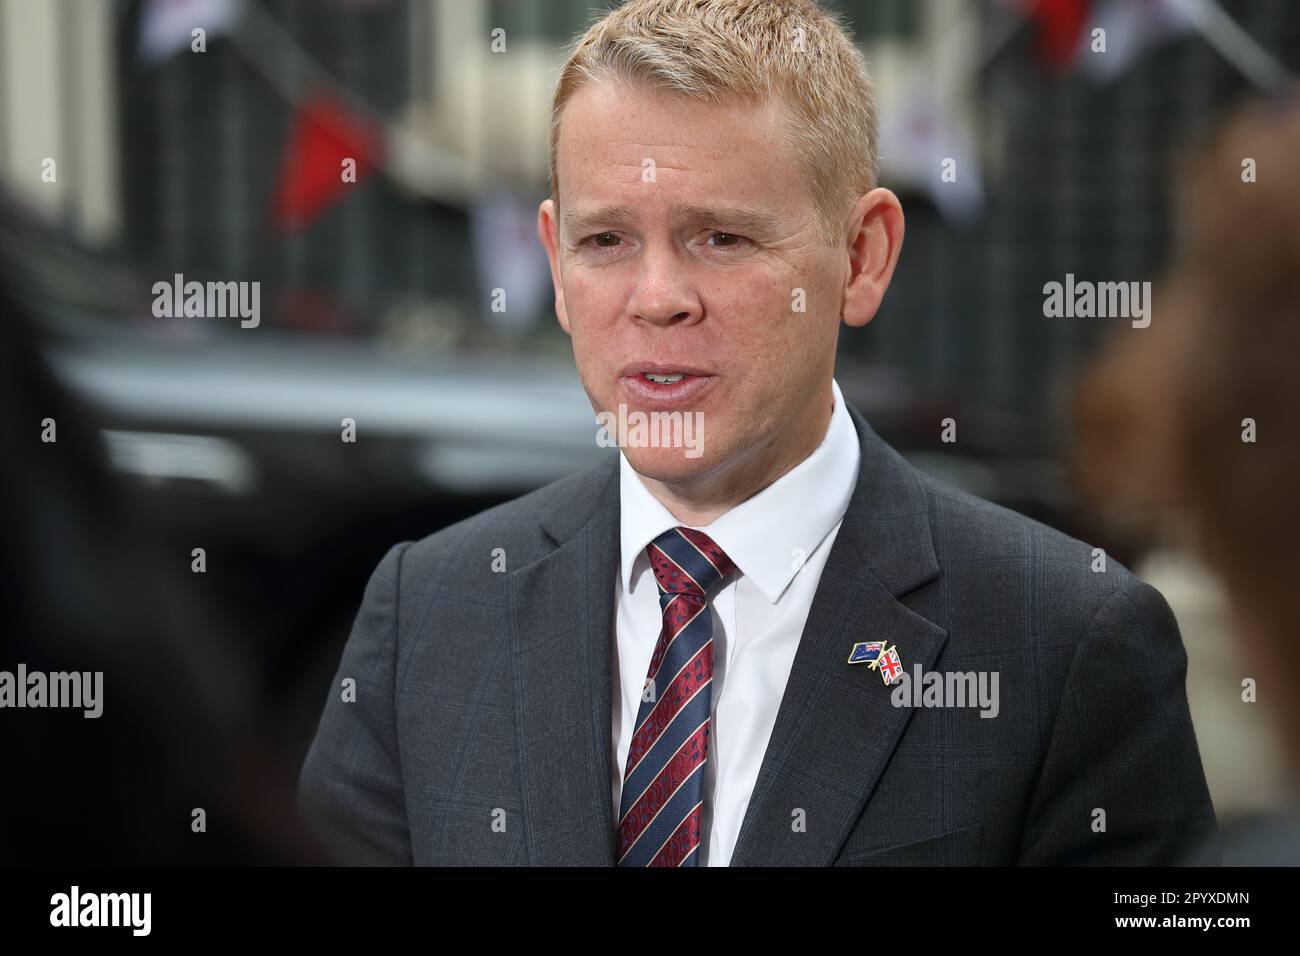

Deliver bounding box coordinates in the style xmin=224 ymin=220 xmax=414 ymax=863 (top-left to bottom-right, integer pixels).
xmin=616 ymin=526 xmax=737 ymax=866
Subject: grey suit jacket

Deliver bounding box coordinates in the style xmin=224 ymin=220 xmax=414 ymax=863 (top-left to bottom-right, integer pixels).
xmin=299 ymin=404 xmax=1219 ymax=865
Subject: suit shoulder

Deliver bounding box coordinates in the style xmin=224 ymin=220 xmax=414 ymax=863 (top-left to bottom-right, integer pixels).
xmin=915 ymin=468 xmax=1148 ymax=606
xmin=909 ymin=469 xmax=1183 ymax=683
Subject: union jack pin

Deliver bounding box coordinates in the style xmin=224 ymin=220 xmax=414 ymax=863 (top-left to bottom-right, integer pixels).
xmin=874 ymin=644 xmax=904 ymax=686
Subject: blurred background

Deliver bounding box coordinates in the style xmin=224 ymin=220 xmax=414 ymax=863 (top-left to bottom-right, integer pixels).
xmin=2 ymin=0 xmax=1298 ymax=852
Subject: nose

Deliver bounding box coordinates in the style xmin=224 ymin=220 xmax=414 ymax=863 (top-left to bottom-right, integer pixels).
xmin=627 ymin=243 xmax=702 ymax=327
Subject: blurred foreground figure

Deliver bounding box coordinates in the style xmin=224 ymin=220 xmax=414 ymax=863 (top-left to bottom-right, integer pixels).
xmin=0 ymin=259 xmax=315 ymax=864
xmin=1074 ymin=93 xmax=1300 ymax=865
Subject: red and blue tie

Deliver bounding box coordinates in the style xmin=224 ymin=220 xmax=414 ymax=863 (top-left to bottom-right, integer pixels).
xmin=616 ymin=526 xmax=737 ymax=866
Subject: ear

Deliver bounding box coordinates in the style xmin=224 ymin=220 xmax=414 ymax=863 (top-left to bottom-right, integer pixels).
xmin=842 ymin=188 xmax=905 ymax=328
xmin=537 ymin=198 xmax=571 ymax=335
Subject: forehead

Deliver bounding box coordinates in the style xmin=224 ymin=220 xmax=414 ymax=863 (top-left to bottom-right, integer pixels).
xmin=555 ymin=78 xmax=809 ymax=221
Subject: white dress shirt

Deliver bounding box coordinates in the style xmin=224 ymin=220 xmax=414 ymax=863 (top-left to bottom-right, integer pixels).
xmin=611 ymin=378 xmax=861 ymax=865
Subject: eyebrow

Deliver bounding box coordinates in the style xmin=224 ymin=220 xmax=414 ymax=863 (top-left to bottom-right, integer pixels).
xmin=561 ymin=202 xmax=781 ymax=237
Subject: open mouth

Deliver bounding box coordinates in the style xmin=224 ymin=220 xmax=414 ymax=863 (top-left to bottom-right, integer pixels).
xmin=618 ymin=365 xmax=717 ymax=407
xmin=642 ymin=372 xmax=687 ymax=384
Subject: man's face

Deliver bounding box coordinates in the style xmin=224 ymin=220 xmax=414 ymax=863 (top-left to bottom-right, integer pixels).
xmin=538 ymin=79 xmax=852 ymax=488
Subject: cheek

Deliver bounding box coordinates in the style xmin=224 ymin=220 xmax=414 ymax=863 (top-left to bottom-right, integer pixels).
xmin=722 ymin=274 xmax=828 ymax=362
xmin=564 ymin=274 xmax=622 ymax=337
xmin=780 ymin=273 xmax=843 ymax=358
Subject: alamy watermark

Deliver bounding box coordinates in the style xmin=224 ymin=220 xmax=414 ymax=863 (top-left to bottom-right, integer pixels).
xmin=596 ymin=404 xmax=704 ymax=459
xmin=1042 ymin=273 xmax=1151 ymax=328
xmin=890 ymin=664 xmax=999 ymax=718
xmin=50 ymin=886 xmax=150 ymax=936
xmin=152 ymin=273 xmax=260 ymax=328
xmin=0 ymin=664 xmax=103 ymax=718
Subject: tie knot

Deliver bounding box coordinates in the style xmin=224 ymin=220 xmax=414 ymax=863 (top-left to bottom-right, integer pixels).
xmin=646 ymin=527 xmax=737 ymax=598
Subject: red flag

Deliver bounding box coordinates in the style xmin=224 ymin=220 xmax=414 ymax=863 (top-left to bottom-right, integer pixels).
xmin=1022 ymin=0 xmax=1092 ymax=73
xmin=270 ymin=92 xmax=382 ymax=233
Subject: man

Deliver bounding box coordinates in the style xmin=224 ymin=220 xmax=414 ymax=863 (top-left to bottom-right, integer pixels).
xmin=299 ymin=0 xmax=1217 ymax=866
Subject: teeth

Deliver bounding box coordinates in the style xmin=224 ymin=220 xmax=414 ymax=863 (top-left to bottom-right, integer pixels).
xmin=644 ymin=372 xmax=685 ymax=384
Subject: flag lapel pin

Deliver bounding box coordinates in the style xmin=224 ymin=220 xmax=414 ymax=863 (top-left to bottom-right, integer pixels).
xmin=847 ymin=640 xmax=885 ymax=666
xmin=874 ymin=644 xmax=904 ymax=685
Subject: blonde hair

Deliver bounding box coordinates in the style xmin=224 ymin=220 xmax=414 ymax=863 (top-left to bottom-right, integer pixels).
xmin=547 ymin=0 xmax=879 ymax=245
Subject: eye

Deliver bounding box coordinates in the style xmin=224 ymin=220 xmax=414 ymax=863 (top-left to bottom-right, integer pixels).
xmin=707 ymin=231 xmax=748 ymax=248
xmin=584 ymin=232 xmax=622 ymax=248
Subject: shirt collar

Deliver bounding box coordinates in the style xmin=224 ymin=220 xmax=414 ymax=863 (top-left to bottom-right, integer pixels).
xmin=618 ymin=378 xmax=861 ymax=604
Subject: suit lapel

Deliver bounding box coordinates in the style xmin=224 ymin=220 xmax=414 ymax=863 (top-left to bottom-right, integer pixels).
xmin=729 ymin=407 xmax=947 ymax=866
xmin=509 ymin=457 xmax=620 ymax=865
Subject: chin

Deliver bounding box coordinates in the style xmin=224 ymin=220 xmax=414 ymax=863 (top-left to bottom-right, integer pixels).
xmin=621 ymin=444 xmax=717 ymax=484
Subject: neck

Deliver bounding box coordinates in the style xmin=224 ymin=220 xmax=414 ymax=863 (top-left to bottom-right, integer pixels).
xmin=637 ymin=385 xmax=836 ymax=526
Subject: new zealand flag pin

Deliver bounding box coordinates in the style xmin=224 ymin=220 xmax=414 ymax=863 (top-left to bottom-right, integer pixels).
xmin=848 ymin=640 xmax=904 ymax=685
xmin=847 ymin=640 xmax=884 ymax=665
